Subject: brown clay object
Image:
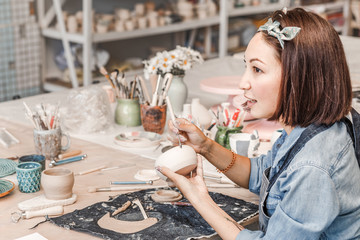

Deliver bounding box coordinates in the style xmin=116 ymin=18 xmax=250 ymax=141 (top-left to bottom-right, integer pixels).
xmin=140 ymin=104 xmax=167 ymax=134
xmin=151 ymin=189 xmax=183 ymax=203
xmin=41 ymin=168 xmax=74 ymax=200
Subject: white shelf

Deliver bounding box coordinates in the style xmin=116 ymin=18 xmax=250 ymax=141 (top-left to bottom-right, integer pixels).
xmin=228 ymin=3 xmax=287 ymax=17
xmin=42 ymin=16 xmax=220 ymax=43
xmin=38 ymin=0 xmax=289 ymax=91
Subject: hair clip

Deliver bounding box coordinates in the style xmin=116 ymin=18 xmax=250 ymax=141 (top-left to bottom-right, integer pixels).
xmin=258 ymin=18 xmax=301 ymax=49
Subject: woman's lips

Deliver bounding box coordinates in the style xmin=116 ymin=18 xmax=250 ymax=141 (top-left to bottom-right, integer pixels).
xmin=242 ymin=99 xmax=257 ymax=112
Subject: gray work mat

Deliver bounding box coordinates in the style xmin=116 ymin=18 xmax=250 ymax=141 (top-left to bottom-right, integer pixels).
xmin=49 ymin=188 xmax=258 ymax=240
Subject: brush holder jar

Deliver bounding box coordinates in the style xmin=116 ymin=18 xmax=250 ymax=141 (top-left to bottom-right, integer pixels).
xmin=215 ymin=126 xmax=243 ymax=149
xmin=33 ymin=128 xmax=70 ymax=161
xmin=115 ymin=98 xmax=141 ymax=127
xmin=140 ymin=104 xmax=167 ymax=134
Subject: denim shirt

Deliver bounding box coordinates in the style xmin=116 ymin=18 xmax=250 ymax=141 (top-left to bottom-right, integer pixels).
xmin=236 ymin=122 xmax=360 ymax=239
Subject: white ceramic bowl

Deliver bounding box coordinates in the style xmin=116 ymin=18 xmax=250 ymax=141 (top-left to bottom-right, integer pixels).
xmin=155 ymin=145 xmax=197 ymax=180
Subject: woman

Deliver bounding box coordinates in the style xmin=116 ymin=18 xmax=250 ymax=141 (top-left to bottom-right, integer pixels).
xmin=157 ymin=8 xmax=360 ymax=239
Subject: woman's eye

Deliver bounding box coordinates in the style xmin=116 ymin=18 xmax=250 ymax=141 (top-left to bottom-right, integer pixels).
xmin=253 ymin=67 xmax=262 ymax=73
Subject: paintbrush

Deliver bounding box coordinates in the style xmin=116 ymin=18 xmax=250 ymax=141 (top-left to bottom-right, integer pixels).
xmin=87 ymin=185 xmax=167 ymax=193
xmin=165 ymin=96 xmax=182 ymax=148
xmin=75 ymin=165 xmax=107 ymax=176
xmin=99 ymin=66 xmax=116 ymax=90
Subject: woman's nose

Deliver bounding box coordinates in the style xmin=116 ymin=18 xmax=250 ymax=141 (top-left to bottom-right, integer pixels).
xmin=238 ymin=75 xmax=250 ymax=90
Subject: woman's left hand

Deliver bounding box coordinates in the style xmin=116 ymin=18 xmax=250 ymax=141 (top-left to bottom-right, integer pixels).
xmin=158 ymin=155 xmax=209 ymax=203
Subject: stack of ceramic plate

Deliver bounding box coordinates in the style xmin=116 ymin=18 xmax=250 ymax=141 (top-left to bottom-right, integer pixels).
xmin=0 ymin=179 xmax=15 ymax=197
xmin=0 ymin=158 xmax=17 ymax=178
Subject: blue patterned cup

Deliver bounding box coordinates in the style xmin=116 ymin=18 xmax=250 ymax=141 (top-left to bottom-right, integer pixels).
xmin=19 ymin=154 xmax=46 ymax=171
xmin=16 ymin=162 xmax=41 ymax=193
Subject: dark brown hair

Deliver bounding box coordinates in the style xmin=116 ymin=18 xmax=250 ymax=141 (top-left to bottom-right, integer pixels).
xmin=260 ymin=8 xmax=352 ymax=127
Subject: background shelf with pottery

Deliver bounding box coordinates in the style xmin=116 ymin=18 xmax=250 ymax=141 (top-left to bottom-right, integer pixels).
xmin=36 ymin=0 xmax=290 ymax=92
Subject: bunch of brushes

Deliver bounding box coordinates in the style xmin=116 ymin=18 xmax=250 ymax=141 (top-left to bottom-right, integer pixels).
xmin=209 ymin=103 xmax=246 ymax=128
xmin=100 ymin=67 xmax=151 ymax=105
xmin=23 ymin=102 xmax=60 ymax=130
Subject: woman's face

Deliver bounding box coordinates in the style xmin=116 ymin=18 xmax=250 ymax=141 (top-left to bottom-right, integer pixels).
xmin=239 ymin=33 xmax=282 ymax=120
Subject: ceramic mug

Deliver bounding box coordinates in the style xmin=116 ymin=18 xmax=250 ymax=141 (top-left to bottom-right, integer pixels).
xmin=41 ymin=168 xmax=74 ymax=200
xmin=19 ymin=154 xmax=46 ymax=171
xmin=140 ymin=104 xmax=167 ymax=134
xmin=115 ymin=98 xmax=141 ymax=126
xmin=214 ymin=126 xmax=243 ymax=149
xmin=16 ymin=162 xmax=42 ymax=193
xmin=229 ymin=132 xmax=260 ymax=158
xmin=33 ymin=128 xmax=71 ymax=160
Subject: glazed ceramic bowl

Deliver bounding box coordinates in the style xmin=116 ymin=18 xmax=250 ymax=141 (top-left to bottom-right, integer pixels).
xmin=155 ymin=145 xmax=197 ymax=180
xmin=41 ymin=168 xmax=74 ymax=200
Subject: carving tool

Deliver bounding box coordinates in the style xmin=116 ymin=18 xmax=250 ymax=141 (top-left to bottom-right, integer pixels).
xmin=58 ymin=150 xmax=82 ymax=160
xmin=11 ymin=206 xmax=63 ymax=223
xmin=204 ymin=175 xmax=235 ymax=184
xmin=87 ymin=185 xmax=167 ymax=193
xmin=112 ymin=200 xmax=131 ymax=216
xmin=157 ymin=73 xmax=173 ymax=106
xmin=132 ymin=198 xmax=148 ymax=219
xmin=75 ymin=165 xmax=107 ymax=176
xmin=206 ymin=183 xmax=239 ymax=188
xmin=49 ymin=154 xmax=87 ymax=168
xmin=165 ymin=96 xmax=182 ymax=148
xmin=161 ymin=201 xmax=192 ymax=206
xmin=129 ymin=77 xmax=137 ymax=99
xmin=138 ymin=75 xmax=151 ymax=104
xmin=110 ymin=180 xmax=153 ymax=185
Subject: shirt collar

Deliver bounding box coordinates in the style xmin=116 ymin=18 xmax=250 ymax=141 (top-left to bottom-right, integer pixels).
xmin=272 ymin=126 xmax=305 ymax=168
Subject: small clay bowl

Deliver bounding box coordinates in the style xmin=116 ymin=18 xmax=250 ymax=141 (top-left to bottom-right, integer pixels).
xmin=41 ymin=168 xmax=74 ymax=200
xmin=155 ymin=145 xmax=197 ymax=180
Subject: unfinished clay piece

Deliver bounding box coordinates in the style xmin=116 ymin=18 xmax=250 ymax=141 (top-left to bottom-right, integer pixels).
xmin=155 ymin=145 xmax=197 ymax=180
xmin=151 ymin=189 xmax=182 ymax=203
xmin=41 ymin=168 xmax=74 ymax=200
xmin=98 ymin=212 xmax=158 ymax=234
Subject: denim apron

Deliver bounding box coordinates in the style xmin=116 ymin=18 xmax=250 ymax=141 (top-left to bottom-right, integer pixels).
xmin=258 ymin=108 xmax=360 ymax=233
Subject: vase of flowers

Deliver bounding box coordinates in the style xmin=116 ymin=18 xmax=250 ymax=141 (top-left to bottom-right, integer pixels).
xmin=143 ymin=46 xmax=203 ymax=115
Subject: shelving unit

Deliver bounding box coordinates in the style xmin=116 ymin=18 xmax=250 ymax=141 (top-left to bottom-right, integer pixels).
xmin=37 ymin=0 xmax=289 ymax=91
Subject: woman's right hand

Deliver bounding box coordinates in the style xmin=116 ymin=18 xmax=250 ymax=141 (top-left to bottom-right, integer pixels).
xmin=168 ymin=118 xmax=209 ymax=154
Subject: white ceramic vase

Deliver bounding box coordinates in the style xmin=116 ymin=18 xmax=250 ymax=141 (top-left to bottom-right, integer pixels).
xmin=191 ymin=98 xmax=212 ymax=129
xmin=167 ymin=75 xmax=188 ymax=116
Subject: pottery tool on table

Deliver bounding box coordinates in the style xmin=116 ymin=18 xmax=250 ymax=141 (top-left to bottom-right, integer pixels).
xmin=161 ymin=201 xmax=192 ymax=206
xmin=87 ymin=185 xmax=167 ymax=193
xmin=75 ymin=165 xmax=107 ymax=176
xmin=165 ymin=96 xmax=182 ymax=148
xmin=132 ymin=198 xmax=148 ymax=219
xmin=0 ymin=127 xmax=20 ymax=148
xmin=18 ymin=194 xmax=77 ymax=211
xmin=11 ymin=206 xmax=64 ymax=223
xmin=49 ymin=154 xmax=87 ymax=168
xmin=110 ymin=180 xmax=153 ymax=185
xmin=58 ymin=150 xmax=82 ymax=160
xmin=204 ymin=175 xmax=235 ymax=184
xmin=112 ymin=200 xmax=131 ymax=216
xmin=206 ymin=183 xmax=239 ymax=188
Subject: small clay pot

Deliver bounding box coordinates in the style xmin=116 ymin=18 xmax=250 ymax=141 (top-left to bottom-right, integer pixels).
xmin=155 ymin=145 xmax=197 ymax=180
xmin=41 ymin=168 xmax=74 ymax=200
